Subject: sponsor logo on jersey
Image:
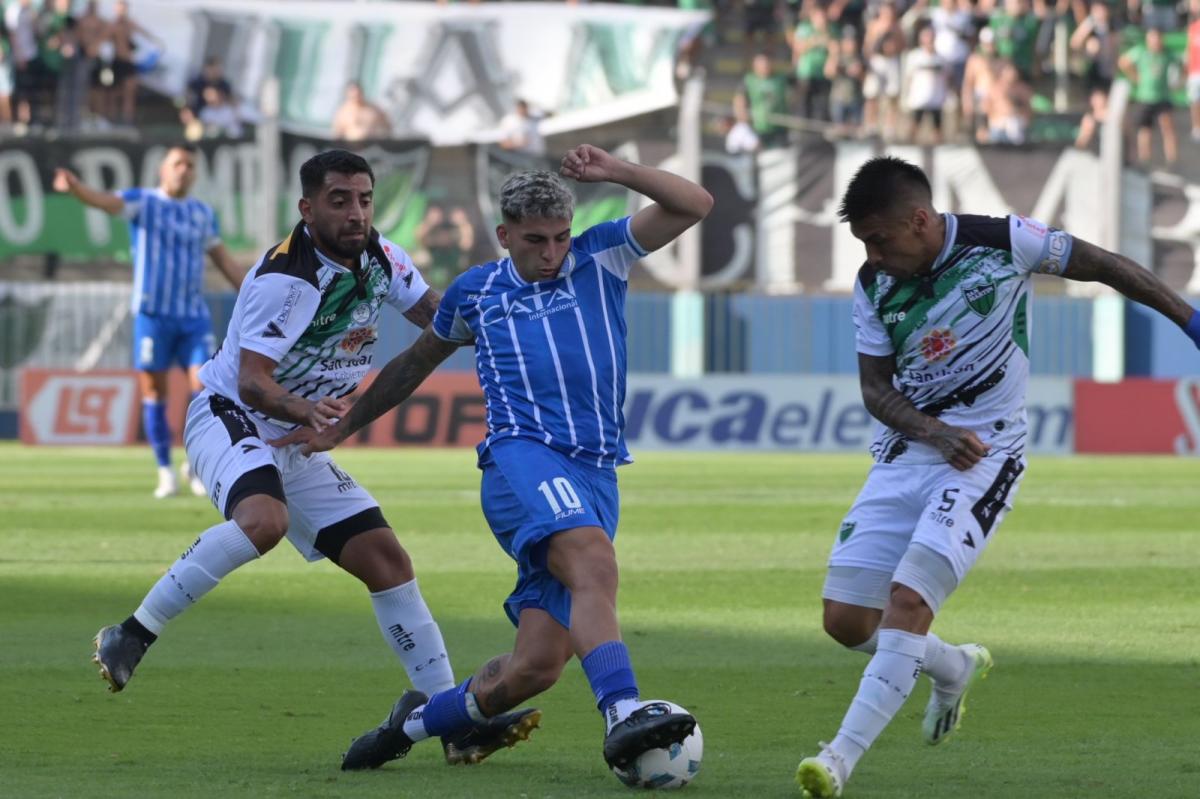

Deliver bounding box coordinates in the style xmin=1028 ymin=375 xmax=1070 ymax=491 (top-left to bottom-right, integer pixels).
xmin=838 ymin=520 xmax=856 ymax=542
xmin=882 ymin=310 xmax=907 ymax=324
xmin=308 ymin=312 xmax=336 ymax=330
xmin=920 ymin=328 xmax=957 ymax=362
xmin=339 ymin=325 xmax=377 ymax=353
xmin=276 ymin=284 xmax=301 ymax=326
xmin=264 ymin=321 xmax=286 ymax=339
xmin=1016 ymin=215 xmax=1046 ymax=236
xmin=962 ymin=276 xmax=997 ymax=317
xmin=479 ymin=286 xmax=578 ymax=326
xmin=319 ymin=354 xmax=372 ymax=372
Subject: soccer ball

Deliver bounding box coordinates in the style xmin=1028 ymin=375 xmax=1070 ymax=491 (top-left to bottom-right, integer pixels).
xmin=611 ymin=701 xmax=703 ymax=790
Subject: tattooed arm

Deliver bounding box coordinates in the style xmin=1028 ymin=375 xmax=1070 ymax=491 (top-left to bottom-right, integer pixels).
xmin=238 ymin=350 xmax=348 ymax=429
xmin=859 ymin=352 xmax=989 ymax=471
xmin=1063 ymin=238 xmax=1197 ymax=332
xmin=269 ymin=327 xmax=458 ymax=453
xmin=402 ymin=287 xmax=441 ymax=329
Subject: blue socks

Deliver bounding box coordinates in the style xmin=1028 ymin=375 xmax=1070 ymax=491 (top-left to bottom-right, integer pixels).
xmin=143 ymin=400 xmax=171 ymax=467
xmin=581 ymin=640 xmax=639 ymax=713
xmin=421 ymin=678 xmax=482 ymax=738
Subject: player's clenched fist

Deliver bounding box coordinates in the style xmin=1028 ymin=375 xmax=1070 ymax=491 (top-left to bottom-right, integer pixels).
xmin=53 ymin=168 xmax=80 ymax=193
xmin=560 ymin=144 xmax=621 ymax=183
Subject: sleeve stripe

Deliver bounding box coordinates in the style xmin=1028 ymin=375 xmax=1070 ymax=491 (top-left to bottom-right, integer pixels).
xmin=623 ymin=217 xmax=649 ymax=257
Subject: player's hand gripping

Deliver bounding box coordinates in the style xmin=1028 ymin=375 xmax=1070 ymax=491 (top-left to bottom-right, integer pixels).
xmin=267 ymin=425 xmax=339 ymax=456
xmin=266 ymin=398 xmax=350 ymax=455
xmin=560 ymin=144 xmax=622 ymax=184
xmin=306 ymin=396 xmax=350 ymax=432
xmin=52 ymin=168 xmax=80 ymax=193
xmin=928 ymin=424 xmax=990 ymax=471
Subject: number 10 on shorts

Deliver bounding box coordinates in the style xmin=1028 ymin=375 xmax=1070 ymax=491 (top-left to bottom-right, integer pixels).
xmin=538 ymin=477 xmax=583 ymax=518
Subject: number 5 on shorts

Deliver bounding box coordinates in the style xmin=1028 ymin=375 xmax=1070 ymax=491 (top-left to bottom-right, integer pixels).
xmin=537 ymin=477 xmax=582 ymax=515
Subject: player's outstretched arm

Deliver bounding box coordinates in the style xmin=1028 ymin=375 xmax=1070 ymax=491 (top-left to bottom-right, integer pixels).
xmin=208 ymin=243 xmax=246 ymax=291
xmin=559 ymin=144 xmax=713 ymax=253
xmin=859 ymin=352 xmax=989 ymax=471
xmin=1063 ymin=238 xmax=1200 ymax=346
xmin=271 ymin=327 xmax=459 ymax=454
xmin=52 ymin=168 xmax=124 ymax=216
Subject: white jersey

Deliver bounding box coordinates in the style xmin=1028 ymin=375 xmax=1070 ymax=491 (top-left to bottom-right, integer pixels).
xmin=199 ymin=229 xmax=429 ymax=437
xmin=853 ymin=213 xmax=1073 ymax=464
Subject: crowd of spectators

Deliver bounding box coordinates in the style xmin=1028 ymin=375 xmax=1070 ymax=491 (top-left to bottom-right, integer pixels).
xmin=0 ymin=0 xmax=168 ymax=134
xmin=725 ymin=0 xmax=1200 ymax=165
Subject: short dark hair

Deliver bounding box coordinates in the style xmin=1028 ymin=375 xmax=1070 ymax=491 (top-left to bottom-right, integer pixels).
xmin=165 ymin=143 xmax=197 ymax=156
xmin=838 ymin=156 xmax=932 ymax=223
xmin=300 ymin=149 xmax=375 ymax=198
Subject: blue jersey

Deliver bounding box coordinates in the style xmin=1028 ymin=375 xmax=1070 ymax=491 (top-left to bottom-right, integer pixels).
xmin=433 ymin=217 xmax=647 ymax=469
xmin=120 ymin=188 xmax=221 ymax=319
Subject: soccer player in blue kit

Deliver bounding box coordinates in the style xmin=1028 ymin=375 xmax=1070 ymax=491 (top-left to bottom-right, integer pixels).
xmin=54 ymin=145 xmax=244 ymax=498
xmin=272 ymin=144 xmax=714 ymax=772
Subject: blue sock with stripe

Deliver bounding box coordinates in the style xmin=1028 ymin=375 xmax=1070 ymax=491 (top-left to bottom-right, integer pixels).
xmin=143 ymin=400 xmax=171 ymax=467
xmin=581 ymin=640 xmax=639 ymax=719
xmin=420 ymin=678 xmax=483 ymax=738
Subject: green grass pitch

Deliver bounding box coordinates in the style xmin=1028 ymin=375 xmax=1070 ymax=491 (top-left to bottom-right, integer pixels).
xmin=1 ymin=444 xmax=1198 ymax=798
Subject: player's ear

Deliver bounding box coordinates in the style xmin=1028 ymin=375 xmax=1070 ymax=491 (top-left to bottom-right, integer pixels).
xmin=910 ymin=206 xmax=929 ymax=233
xmin=496 ymin=223 xmax=509 ymax=249
xmin=299 ymin=196 xmax=313 ymax=224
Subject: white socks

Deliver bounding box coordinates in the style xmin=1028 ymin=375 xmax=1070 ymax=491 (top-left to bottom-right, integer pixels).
xmin=922 ymin=632 xmax=972 ymax=699
xmin=370 ymin=579 xmax=455 ymax=696
xmin=830 ymin=628 xmax=926 ymax=774
xmin=605 ymin=697 xmax=643 ymax=732
xmin=133 ymin=520 xmax=260 ymax=634
xmin=847 ymin=629 xmax=970 ymax=693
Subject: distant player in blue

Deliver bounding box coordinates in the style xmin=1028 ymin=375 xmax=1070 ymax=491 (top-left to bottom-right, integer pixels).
xmin=54 ymin=145 xmax=243 ymax=498
xmin=273 ymin=144 xmax=714 ymax=773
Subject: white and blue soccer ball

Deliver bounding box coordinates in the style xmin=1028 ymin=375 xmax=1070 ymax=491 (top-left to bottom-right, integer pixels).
xmin=611 ymin=701 xmax=703 ymax=790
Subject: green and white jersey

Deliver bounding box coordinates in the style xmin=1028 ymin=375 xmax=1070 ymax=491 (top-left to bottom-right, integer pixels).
xmin=199 ymin=230 xmax=429 ymax=436
xmin=853 ymin=213 xmax=1072 ymax=464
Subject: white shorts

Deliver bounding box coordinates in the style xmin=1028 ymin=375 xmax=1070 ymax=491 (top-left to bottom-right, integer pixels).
xmin=1188 ymin=74 xmax=1200 ymax=104
xmin=824 ymin=454 xmax=1025 ymax=608
xmin=184 ymin=390 xmax=383 ymax=562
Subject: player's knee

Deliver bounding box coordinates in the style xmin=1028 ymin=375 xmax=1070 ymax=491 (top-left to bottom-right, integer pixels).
xmin=339 ymin=530 xmax=415 ymax=590
xmin=886 ymin=584 xmax=931 ymax=618
xmin=822 ymin=605 xmax=876 ymax=648
xmin=233 ymin=502 xmax=289 ymax=553
xmin=372 ymin=536 xmax=414 ymax=583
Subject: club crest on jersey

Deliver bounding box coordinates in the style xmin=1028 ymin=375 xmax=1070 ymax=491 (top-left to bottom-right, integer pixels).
xmin=962 ymin=276 xmax=997 ymax=318
xmin=920 ymin=327 xmax=957 ymax=362
xmin=339 ymin=325 xmax=377 ymax=353
xmin=838 ymin=520 xmax=856 ymax=542
xmin=352 ymin=303 xmax=372 ymax=325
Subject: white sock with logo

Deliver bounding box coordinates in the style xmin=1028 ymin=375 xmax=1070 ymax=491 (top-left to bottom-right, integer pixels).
xmin=847 ymin=629 xmax=969 ymax=694
xmin=133 ymin=520 xmax=259 ymax=634
xmin=402 ymin=705 xmax=431 ymax=741
xmin=829 ymin=628 xmax=927 ymax=775
xmin=922 ymin=633 xmax=972 ymax=700
xmin=370 ymin=579 xmax=455 ymax=696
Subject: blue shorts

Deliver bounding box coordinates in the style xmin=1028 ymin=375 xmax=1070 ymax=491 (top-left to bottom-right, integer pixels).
xmin=479 ymin=438 xmax=620 ymax=630
xmin=133 ymin=313 xmax=214 ymax=372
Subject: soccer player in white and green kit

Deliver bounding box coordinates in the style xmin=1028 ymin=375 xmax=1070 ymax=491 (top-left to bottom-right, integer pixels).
xmin=92 ymin=150 xmax=537 ymax=767
xmin=796 ymin=157 xmax=1200 ymax=798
